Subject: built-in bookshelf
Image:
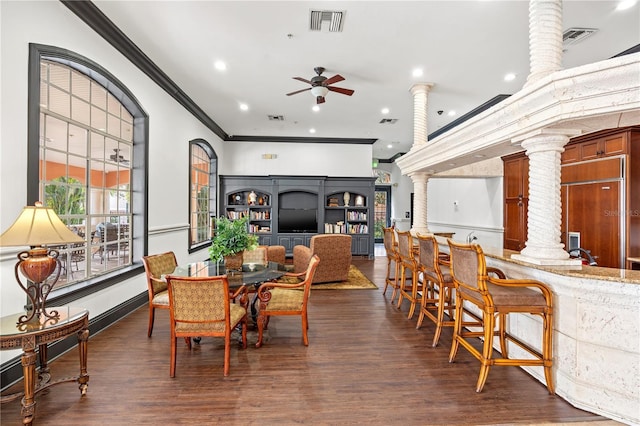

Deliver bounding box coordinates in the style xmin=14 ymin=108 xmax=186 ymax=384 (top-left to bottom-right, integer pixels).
xmin=220 ymin=176 xmax=375 ymax=257
xmin=224 ymin=188 xmax=273 ymax=243
xmin=324 ymin=192 xmax=369 ymax=236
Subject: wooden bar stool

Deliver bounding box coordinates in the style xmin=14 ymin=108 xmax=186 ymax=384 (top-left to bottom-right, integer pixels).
xmin=447 ymin=239 xmax=555 ymax=393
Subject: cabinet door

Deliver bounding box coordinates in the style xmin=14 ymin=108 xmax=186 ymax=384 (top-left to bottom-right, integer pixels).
xmin=566 ymin=181 xmax=621 ymax=268
xmin=351 ymin=235 xmax=371 ymax=255
xmin=504 ymin=199 xmax=527 ymax=251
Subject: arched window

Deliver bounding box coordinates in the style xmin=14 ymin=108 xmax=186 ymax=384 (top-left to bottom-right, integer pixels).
xmin=189 ymin=139 xmax=217 ymax=251
xmin=28 ymin=44 xmax=147 ymax=299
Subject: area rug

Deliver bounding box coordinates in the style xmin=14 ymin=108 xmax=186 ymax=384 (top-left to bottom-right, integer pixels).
xmin=312 ymin=265 xmax=378 ymax=290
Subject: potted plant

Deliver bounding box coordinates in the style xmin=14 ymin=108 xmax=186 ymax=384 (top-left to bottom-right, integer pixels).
xmin=209 ymin=216 xmax=258 ymax=270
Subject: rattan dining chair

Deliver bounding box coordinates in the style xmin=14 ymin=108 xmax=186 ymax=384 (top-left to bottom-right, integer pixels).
xmin=255 ymin=254 xmax=320 ymax=348
xmin=164 ymin=275 xmax=248 ymax=377
xmin=447 ymin=239 xmax=555 ymax=393
xmin=142 ymin=251 xmax=178 ymax=338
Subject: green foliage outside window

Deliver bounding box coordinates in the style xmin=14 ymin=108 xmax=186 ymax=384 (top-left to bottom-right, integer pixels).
xmin=44 ymin=176 xmax=85 ymax=224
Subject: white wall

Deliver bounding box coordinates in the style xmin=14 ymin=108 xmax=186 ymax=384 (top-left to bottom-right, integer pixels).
xmin=428 ymin=177 xmax=504 ymax=248
xmin=377 ymin=162 xmax=503 ymax=247
xmin=0 ymin=1 xmax=224 ymax=362
xmin=221 ymin=141 xmax=372 ymax=176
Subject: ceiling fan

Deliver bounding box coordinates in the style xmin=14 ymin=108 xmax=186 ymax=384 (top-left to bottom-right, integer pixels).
xmin=286 ymin=67 xmax=354 ymax=104
xmin=110 ymin=148 xmax=129 ymax=164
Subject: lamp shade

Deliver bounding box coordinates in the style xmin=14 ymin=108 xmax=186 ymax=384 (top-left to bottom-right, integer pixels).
xmin=310 ymin=86 xmax=329 ymax=97
xmin=0 ymin=203 xmax=84 ymax=247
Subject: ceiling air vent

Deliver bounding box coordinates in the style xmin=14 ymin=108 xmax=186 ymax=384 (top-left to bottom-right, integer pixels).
xmin=562 ymin=28 xmax=597 ymax=47
xmin=268 ymin=115 xmax=285 ymax=121
xmin=379 ymin=118 xmax=398 ymax=124
xmin=310 ymin=10 xmax=345 ymax=32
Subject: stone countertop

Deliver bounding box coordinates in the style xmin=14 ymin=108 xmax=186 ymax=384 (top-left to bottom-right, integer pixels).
xmin=483 ymin=246 xmax=640 ymax=285
xmin=434 ymin=236 xmax=640 ymax=285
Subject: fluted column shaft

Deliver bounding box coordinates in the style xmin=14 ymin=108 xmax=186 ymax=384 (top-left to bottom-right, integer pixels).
xmin=410 ymin=172 xmax=430 ymax=235
xmin=410 ymin=83 xmax=433 ymax=148
xmin=525 ymin=0 xmax=563 ymax=86
xmin=518 ymin=133 xmax=570 ymax=261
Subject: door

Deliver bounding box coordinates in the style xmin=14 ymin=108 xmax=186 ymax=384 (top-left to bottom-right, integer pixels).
xmin=374 ymin=186 xmax=391 ymax=243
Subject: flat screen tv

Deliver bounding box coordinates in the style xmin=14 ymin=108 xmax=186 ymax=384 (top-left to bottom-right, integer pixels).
xmin=278 ymin=208 xmax=317 ymax=233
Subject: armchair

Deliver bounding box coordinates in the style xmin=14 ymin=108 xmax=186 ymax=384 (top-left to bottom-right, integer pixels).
xmin=255 ymin=255 xmax=320 ymax=348
xmin=141 ymin=251 xmax=178 ymax=337
xmin=165 ymin=275 xmax=248 ymax=377
xmin=293 ymin=234 xmax=351 ymax=284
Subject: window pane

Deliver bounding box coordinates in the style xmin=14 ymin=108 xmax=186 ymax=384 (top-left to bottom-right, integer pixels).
xmin=39 ymin=60 xmax=133 ymax=288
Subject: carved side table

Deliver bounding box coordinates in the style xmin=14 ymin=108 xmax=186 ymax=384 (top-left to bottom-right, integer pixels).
xmin=0 ymin=307 xmax=89 ymax=425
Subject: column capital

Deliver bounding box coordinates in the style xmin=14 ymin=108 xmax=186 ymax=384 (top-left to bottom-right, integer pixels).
xmin=410 ymin=83 xmax=434 ymax=96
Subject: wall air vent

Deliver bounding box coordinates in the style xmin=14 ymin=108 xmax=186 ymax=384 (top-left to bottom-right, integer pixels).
xmin=310 ymin=10 xmax=345 ymax=32
xmin=562 ymin=28 xmax=597 ymax=47
xmin=379 ymin=118 xmax=398 ymax=124
xmin=268 ymin=115 xmax=285 ymax=121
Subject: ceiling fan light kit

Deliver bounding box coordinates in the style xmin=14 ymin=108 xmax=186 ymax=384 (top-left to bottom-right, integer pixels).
xmin=287 ymin=66 xmax=354 ymax=104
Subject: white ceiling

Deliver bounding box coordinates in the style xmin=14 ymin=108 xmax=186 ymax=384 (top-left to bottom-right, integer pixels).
xmin=91 ymin=1 xmax=639 ymax=161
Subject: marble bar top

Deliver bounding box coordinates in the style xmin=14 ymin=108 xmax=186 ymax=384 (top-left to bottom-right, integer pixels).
xmin=433 ymin=236 xmax=640 ymax=285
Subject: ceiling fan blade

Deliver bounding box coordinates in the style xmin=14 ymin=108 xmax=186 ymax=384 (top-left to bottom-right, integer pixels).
xmin=323 ymin=74 xmax=345 ymax=86
xmin=286 ymin=87 xmax=312 ymax=96
xmin=293 ymin=76 xmax=312 ymax=84
xmin=317 ymin=96 xmax=326 ymax=104
xmin=327 ymin=86 xmax=354 ymax=96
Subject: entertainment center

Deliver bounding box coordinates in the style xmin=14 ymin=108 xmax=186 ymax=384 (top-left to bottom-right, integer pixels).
xmin=220 ymin=175 xmax=376 ymax=258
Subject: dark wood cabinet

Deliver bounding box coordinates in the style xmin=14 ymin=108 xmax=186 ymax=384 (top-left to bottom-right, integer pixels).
xmin=504 ymin=126 xmax=639 ymax=268
xmin=502 ymin=152 xmax=529 ymax=251
xmin=220 ymin=175 xmax=375 ymax=258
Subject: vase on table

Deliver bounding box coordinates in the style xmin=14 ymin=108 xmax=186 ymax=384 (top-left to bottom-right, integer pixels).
xmin=224 ymin=252 xmax=243 ymax=271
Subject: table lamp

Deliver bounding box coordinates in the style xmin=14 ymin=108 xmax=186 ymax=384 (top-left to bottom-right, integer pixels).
xmin=0 ymin=202 xmax=84 ymax=325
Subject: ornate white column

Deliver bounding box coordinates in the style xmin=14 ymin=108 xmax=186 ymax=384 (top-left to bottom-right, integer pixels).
xmin=525 ymin=0 xmax=563 ymax=87
xmin=512 ymin=130 xmax=580 ymax=265
xmin=410 ymin=172 xmax=430 ymax=236
xmin=409 ymin=83 xmax=434 ymax=148
xmin=408 ymin=83 xmax=433 ymax=235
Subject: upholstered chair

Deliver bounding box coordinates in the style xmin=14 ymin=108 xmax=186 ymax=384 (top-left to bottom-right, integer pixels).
xmin=395 ymin=230 xmax=423 ymax=319
xmin=142 ymin=251 xmax=178 ymax=338
xmin=243 ymin=246 xmax=267 ymax=264
xmin=265 ymin=245 xmax=286 ymax=265
xmin=415 ymin=234 xmax=455 ymax=347
xmin=293 ymin=234 xmax=351 ymax=284
xmin=447 ymin=239 xmax=555 ymax=394
xmin=164 ymin=275 xmax=248 ymax=377
xmin=382 ymin=226 xmax=401 ymax=303
xmin=255 ymin=254 xmax=320 ymax=348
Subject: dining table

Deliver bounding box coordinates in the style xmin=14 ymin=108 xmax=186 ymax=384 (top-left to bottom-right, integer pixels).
xmin=166 ymin=260 xmax=289 ymax=322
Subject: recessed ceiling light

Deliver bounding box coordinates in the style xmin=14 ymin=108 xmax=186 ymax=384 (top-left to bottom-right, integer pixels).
xmin=387 ymin=144 xmax=393 ymax=149
xmin=309 ymin=128 xmax=316 ymax=134
xmin=214 ymin=60 xmax=227 ymax=71
xmin=504 ymin=73 xmax=516 ymax=81
xmin=412 ymin=68 xmax=423 ymax=77
xmin=312 ymin=105 xmax=320 ymax=112
xmin=381 ymin=107 xmax=390 ymax=115
xmin=616 ymin=0 xmax=637 ymax=11
xmin=473 ymin=154 xmax=486 ymax=158
xmin=448 ymin=111 xmax=456 ymax=117
xmin=239 ymin=103 xmax=248 ymax=111
xmin=448 ymin=163 xmax=456 ymax=166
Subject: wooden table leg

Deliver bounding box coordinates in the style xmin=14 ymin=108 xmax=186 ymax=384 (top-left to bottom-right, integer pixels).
xmin=20 ymin=347 xmax=37 ymax=425
xmin=77 ymin=328 xmax=90 ymax=395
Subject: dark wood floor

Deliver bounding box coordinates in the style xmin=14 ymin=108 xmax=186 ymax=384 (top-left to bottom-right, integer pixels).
xmin=2 ymin=255 xmax=616 ymax=425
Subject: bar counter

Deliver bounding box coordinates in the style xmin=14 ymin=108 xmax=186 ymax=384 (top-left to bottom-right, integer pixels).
xmin=434 ymin=237 xmax=640 ymax=425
